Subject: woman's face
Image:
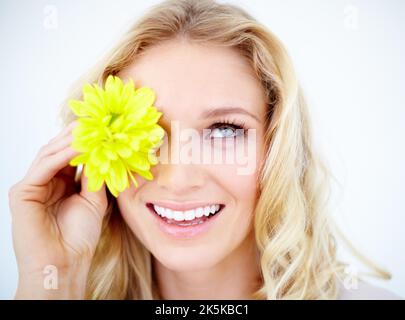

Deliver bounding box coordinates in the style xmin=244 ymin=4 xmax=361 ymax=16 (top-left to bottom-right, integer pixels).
xmin=117 ymin=39 xmax=266 ymax=272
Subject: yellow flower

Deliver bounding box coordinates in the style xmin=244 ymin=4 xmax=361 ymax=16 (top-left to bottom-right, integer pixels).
xmin=68 ymin=75 xmax=164 ymax=197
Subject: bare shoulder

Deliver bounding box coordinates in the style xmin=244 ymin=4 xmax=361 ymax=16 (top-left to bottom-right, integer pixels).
xmin=338 ymin=280 xmax=403 ymax=300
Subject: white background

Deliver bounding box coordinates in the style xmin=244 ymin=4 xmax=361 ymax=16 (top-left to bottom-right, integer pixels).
xmin=0 ymin=0 xmax=404 ymax=298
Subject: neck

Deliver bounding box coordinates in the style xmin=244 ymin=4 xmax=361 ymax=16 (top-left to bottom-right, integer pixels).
xmin=153 ymin=231 xmax=262 ymax=300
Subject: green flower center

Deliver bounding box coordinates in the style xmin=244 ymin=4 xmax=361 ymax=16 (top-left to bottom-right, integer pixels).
xmin=108 ymin=112 xmax=120 ymax=126
xmin=103 ymin=112 xmax=123 ymax=142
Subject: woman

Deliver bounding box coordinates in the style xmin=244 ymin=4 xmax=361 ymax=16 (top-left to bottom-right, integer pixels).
xmin=8 ymin=0 xmax=399 ymax=299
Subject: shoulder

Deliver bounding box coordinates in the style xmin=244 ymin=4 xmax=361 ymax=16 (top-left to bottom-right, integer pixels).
xmin=337 ymin=280 xmax=402 ymax=300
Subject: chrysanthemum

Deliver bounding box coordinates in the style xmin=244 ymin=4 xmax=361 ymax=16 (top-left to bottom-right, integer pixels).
xmin=68 ymin=75 xmax=165 ymax=197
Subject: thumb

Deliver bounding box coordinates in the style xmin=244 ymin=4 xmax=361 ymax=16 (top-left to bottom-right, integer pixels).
xmin=79 ymin=165 xmax=108 ymax=217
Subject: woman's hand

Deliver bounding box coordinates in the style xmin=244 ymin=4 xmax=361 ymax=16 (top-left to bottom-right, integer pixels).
xmin=8 ymin=121 xmax=108 ymax=299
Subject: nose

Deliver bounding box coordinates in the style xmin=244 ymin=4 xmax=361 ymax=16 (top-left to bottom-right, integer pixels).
xmin=155 ymin=162 xmax=205 ymax=196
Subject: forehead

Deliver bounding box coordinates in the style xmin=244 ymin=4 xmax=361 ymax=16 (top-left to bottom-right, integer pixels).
xmin=119 ymin=39 xmax=266 ymax=117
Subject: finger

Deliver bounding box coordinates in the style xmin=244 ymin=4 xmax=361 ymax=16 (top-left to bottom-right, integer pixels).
xmin=47 ymin=120 xmax=78 ymax=144
xmin=80 ymin=167 xmax=108 ymax=218
xmin=40 ymin=133 xmax=74 ymax=159
xmin=37 ymin=120 xmax=77 ymax=159
xmin=56 ymin=165 xmax=77 ymax=179
xmin=55 ymin=165 xmax=79 ymax=195
xmin=24 ymin=145 xmax=80 ymax=186
xmin=30 ymin=127 xmax=76 ymax=171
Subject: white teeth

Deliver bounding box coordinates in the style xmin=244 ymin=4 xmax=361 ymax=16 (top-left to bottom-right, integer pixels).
xmin=152 ymin=204 xmax=222 ymax=221
xmin=173 ymin=211 xmax=184 ymax=221
xmin=184 ymin=210 xmax=195 ymax=221
xmin=195 ymin=207 xmax=204 ymax=218
xmin=155 ymin=205 xmax=165 ymax=216
xmin=165 ymin=208 xmax=174 ymax=219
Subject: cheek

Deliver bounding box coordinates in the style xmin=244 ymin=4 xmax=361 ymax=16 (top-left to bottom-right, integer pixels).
xmin=209 ymin=164 xmax=258 ymax=202
xmin=116 ymin=182 xmax=150 ymax=244
xmin=208 ymin=164 xmax=258 ymax=245
xmin=208 ymin=136 xmax=263 ymax=203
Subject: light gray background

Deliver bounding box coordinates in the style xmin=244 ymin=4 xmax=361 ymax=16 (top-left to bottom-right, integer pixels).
xmin=1 ymin=0 xmax=404 ymax=298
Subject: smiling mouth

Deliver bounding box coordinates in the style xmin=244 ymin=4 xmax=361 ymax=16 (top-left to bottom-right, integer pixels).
xmin=146 ymin=203 xmax=225 ymax=227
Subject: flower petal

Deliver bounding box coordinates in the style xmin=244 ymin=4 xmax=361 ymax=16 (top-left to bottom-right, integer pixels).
xmin=103 ymin=147 xmax=118 ymax=161
xmin=117 ymin=145 xmax=133 ymax=158
xmin=110 ymin=160 xmax=128 ymax=192
xmin=127 ymin=169 xmax=139 ymax=188
xmin=132 ymin=169 xmax=153 ymax=181
xmin=105 ymin=75 xmax=124 ymax=114
xmin=126 ymin=86 xmax=155 ymax=111
xmin=105 ymin=174 xmax=118 ymax=197
xmin=69 ymin=153 xmax=88 ymax=166
xmin=88 ymin=174 xmax=104 ymax=192
xmin=127 ymin=152 xmax=150 ymax=171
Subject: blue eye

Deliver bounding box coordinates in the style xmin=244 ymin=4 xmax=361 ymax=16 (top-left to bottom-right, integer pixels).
xmin=208 ymin=123 xmax=245 ymax=139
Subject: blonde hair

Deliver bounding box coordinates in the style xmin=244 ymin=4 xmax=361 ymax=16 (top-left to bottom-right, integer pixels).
xmin=59 ymin=0 xmax=389 ymax=299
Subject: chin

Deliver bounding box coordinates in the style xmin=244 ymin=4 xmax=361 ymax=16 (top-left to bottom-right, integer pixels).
xmin=152 ymin=244 xmax=225 ymax=272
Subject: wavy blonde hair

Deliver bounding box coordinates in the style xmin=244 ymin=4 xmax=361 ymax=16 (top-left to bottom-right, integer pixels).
xmin=59 ymin=0 xmax=389 ymax=299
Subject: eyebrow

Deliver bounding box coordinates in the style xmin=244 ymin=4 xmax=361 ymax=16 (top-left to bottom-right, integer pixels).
xmin=200 ymin=107 xmax=260 ymax=122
